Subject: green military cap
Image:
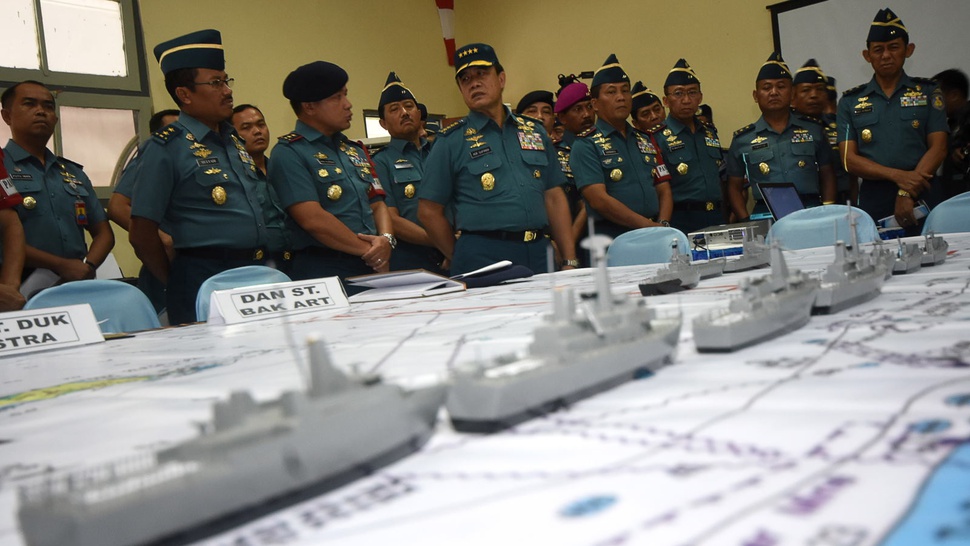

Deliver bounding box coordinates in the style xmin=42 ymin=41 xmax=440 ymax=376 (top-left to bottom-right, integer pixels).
xmin=756 ymin=52 xmax=792 ymax=81
xmin=454 ymin=43 xmax=499 ymax=75
xmin=154 ymin=29 xmax=225 ymax=74
xmin=591 ymin=54 xmax=629 ymax=87
xmin=631 ymin=81 xmax=660 ymax=113
xmin=868 ymin=7 xmax=908 ymax=43
xmin=793 ymin=58 xmax=827 ymax=85
xmin=664 ymin=58 xmax=699 ymax=87
xmin=379 ymin=71 xmax=417 ymax=112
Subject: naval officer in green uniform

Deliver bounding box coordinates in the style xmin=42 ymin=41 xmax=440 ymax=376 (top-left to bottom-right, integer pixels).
xmin=1 ymin=81 xmax=114 ymax=286
xmin=837 ymin=7 xmax=947 ymax=232
xmin=371 ymin=72 xmax=442 ymax=272
xmin=570 ymin=55 xmax=673 ymax=240
xmin=631 ymin=81 xmax=666 ymax=133
xmin=553 ymin=75 xmax=595 ymax=253
xmin=418 ymin=43 xmax=577 ymax=275
xmin=651 ymin=59 xmax=726 ymax=234
xmin=727 ymin=53 xmax=836 ymax=221
xmin=269 ymin=61 xmax=394 ymax=285
xmin=130 ymin=29 xmax=271 ymax=324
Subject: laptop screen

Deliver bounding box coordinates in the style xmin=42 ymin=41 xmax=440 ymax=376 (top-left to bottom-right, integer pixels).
xmin=759 ymin=183 xmax=805 ymax=220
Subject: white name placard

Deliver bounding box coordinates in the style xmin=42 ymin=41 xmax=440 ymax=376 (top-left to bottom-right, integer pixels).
xmin=207 ymin=277 xmax=350 ymax=325
xmin=0 ymin=304 xmax=104 ymax=356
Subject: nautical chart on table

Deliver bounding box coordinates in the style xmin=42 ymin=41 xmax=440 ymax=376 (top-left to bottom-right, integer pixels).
xmin=1 ymin=235 xmax=969 ymax=546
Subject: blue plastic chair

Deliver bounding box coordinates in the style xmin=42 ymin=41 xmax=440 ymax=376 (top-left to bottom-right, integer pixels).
xmin=24 ymin=279 xmax=161 ymax=334
xmin=606 ymin=227 xmax=690 ymax=266
xmin=195 ymin=265 xmax=292 ymax=321
xmin=922 ymin=192 xmax=970 ymax=234
xmin=767 ymin=205 xmax=879 ymax=250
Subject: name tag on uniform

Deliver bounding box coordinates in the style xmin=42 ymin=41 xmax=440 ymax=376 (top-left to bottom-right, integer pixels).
xmin=10 ymin=173 xmax=32 ymax=180
xmin=316 ymin=158 xmax=336 ymax=166
xmin=668 ymin=141 xmax=685 ymax=151
xmin=900 ymin=95 xmax=927 ymax=108
xmin=197 ymin=157 xmax=220 ymax=167
xmin=470 ymin=147 xmax=492 ymax=159
xmin=752 ymin=141 xmax=768 ymax=150
xmin=517 ymin=130 xmax=545 ymax=151
xmin=393 ymin=162 xmax=414 ymax=169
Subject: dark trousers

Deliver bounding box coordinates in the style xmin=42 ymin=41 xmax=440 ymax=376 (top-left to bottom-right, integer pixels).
xmin=290 ymin=247 xmax=372 ymax=296
xmin=671 ymin=209 xmax=726 ymax=235
xmin=451 ymin=234 xmax=551 ymax=276
xmin=860 ymin=178 xmax=943 ymax=237
xmin=390 ymin=241 xmax=445 ymax=274
xmin=136 ymin=265 xmax=167 ymax=314
xmin=167 ymin=254 xmax=268 ymax=325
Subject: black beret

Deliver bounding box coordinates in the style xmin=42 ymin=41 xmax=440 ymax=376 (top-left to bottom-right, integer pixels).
xmin=283 ymin=61 xmax=348 ymax=102
xmin=516 ymin=90 xmax=554 ymax=115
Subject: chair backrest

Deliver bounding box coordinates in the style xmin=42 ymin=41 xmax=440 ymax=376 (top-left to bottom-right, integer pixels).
xmin=195 ymin=265 xmax=292 ymax=321
xmin=922 ymin=191 xmax=970 ymax=234
xmin=24 ymin=279 xmax=161 ymax=334
xmin=766 ymin=205 xmax=879 ymax=250
xmin=606 ymin=227 xmax=690 ymax=266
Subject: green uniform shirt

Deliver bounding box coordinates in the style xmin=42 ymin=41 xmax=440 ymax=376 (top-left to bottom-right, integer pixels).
xmin=252 ymin=156 xmax=290 ymax=253
xmin=3 ymin=140 xmax=107 ymax=259
xmin=726 ymin=113 xmax=832 ymax=199
xmin=372 ymin=136 xmax=431 ymax=224
xmin=421 ymin=107 xmax=564 ymax=231
xmin=268 ymin=120 xmax=383 ymax=250
xmin=130 ymin=113 xmax=268 ymax=249
xmin=836 ymin=72 xmax=948 ymax=170
xmin=651 ymin=115 xmax=723 ymax=203
xmin=822 ymin=113 xmax=851 ymax=193
xmin=570 ymin=118 xmax=671 ymax=221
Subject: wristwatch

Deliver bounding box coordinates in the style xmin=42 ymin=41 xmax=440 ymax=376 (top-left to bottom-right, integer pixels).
xmin=561 ymin=259 xmax=580 ymax=268
xmin=659 ymin=219 xmax=671 ymax=227
xmin=82 ymin=257 xmax=98 ymax=270
xmin=381 ymin=232 xmax=397 ymax=249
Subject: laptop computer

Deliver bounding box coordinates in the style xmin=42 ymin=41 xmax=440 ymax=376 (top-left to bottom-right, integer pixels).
xmin=758 ymin=182 xmax=805 ymax=221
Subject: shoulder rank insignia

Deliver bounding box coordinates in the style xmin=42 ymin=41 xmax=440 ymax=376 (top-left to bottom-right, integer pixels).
xmin=912 ymin=76 xmax=937 ymax=86
xmin=577 ymin=126 xmax=599 ymax=138
xmin=647 ymin=123 xmax=666 ymax=135
xmin=733 ymin=123 xmax=755 ymax=138
xmin=277 ymin=132 xmax=304 ymax=145
xmin=698 ymin=118 xmax=716 ymax=131
xmin=842 ymin=83 xmax=866 ymax=96
xmin=56 ymin=156 xmax=84 ymax=170
xmin=439 ymin=117 xmax=467 ymax=137
xmin=797 ymin=114 xmax=824 ymax=126
xmin=151 ymin=124 xmax=182 ymax=144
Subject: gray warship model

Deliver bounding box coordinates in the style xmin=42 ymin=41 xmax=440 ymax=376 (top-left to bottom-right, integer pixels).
xmin=892 ymin=238 xmax=923 ymax=274
xmin=812 ymin=216 xmax=888 ymax=314
xmin=693 ymin=242 xmax=820 ymax=352
xmin=691 ymin=256 xmax=727 ymax=280
xmin=723 ymin=231 xmax=771 ymax=273
xmin=921 ymin=233 xmax=948 ymax=266
xmin=447 ymin=234 xmax=682 ymax=433
xmin=639 ymin=239 xmax=701 ymax=296
xmin=18 ymin=338 xmax=446 ymax=546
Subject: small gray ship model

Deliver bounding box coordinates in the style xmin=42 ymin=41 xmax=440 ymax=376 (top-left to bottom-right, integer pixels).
xmin=639 ymin=239 xmax=701 ymax=296
xmin=447 ymin=234 xmax=682 ymax=433
xmin=812 ymin=216 xmax=888 ymax=314
xmin=693 ymin=242 xmax=820 ymax=352
xmin=723 ymin=231 xmax=770 ymax=273
xmin=921 ymin=233 xmax=948 ymax=266
xmin=892 ymin=238 xmax=922 ymax=275
xmin=18 ymin=338 xmax=446 ymax=546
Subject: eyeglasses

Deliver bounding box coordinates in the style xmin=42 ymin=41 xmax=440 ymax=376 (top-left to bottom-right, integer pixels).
xmin=193 ymin=78 xmax=234 ymax=89
xmin=667 ymin=89 xmax=700 ymax=100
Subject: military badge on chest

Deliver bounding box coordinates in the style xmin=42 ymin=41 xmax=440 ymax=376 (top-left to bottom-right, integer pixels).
xmin=635 ymin=133 xmax=657 ymax=155
xmin=704 ymin=130 xmax=720 ymax=149
xmin=900 ymin=89 xmax=927 ymax=108
xmin=790 ymin=129 xmax=813 ymax=143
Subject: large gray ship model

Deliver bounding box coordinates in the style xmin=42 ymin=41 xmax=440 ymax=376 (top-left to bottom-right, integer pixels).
xmin=639 ymin=239 xmax=701 ymax=296
xmin=447 ymin=234 xmax=682 ymax=433
xmin=812 ymin=217 xmax=888 ymax=314
xmin=723 ymin=231 xmax=770 ymax=273
xmin=18 ymin=339 xmax=446 ymax=546
xmin=693 ymin=242 xmax=820 ymax=352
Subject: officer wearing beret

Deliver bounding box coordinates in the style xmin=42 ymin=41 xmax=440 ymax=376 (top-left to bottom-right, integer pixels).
xmin=269 ymin=61 xmax=394 ymax=285
xmin=837 ymin=7 xmax=947 ymax=233
xmin=726 ymin=53 xmax=836 ymax=221
xmin=792 ymin=60 xmax=857 ymax=205
xmin=516 ymin=90 xmax=556 ymax=138
xmin=553 ymin=76 xmax=595 ymax=254
xmin=570 ymin=55 xmax=673 ymax=240
xmin=0 ymin=153 xmax=26 ymax=311
xmin=651 ymin=59 xmax=726 ymax=234
xmin=370 ymin=72 xmax=442 ymax=272
xmin=130 ymin=29 xmax=271 ymax=324
xmin=1 ymin=80 xmax=114 ymax=286
xmin=631 ymin=82 xmax=666 ymax=133
xmin=418 ymin=43 xmax=577 ymax=274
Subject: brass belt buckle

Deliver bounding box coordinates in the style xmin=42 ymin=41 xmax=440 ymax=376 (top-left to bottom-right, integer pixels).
xmin=705 ymin=201 xmax=715 ymax=211
xmin=523 ymin=230 xmax=537 ymax=242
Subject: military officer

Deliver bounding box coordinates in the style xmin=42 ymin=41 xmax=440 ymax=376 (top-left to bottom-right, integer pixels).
xmin=651 ymin=59 xmax=726 ymax=234
xmin=370 ymin=72 xmax=442 ymax=272
xmin=268 ymin=61 xmax=394 ymax=286
xmin=837 ymin=7 xmax=947 ymax=233
xmin=631 ymin=81 xmax=666 ymax=133
xmin=553 ymin=75 xmax=595 ymax=255
xmin=0 ymin=152 xmax=26 ymax=311
xmin=516 ymin=90 xmax=556 ymax=137
xmin=570 ymin=55 xmax=673 ymax=240
xmin=727 ymin=53 xmax=836 ymax=221
xmin=130 ymin=29 xmax=271 ymax=324
xmin=792 ymin=59 xmax=857 ymax=205
xmin=231 ymin=103 xmax=291 ymax=273
xmin=417 ymin=43 xmax=578 ymax=275
xmin=1 ymin=80 xmax=114 ymax=286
